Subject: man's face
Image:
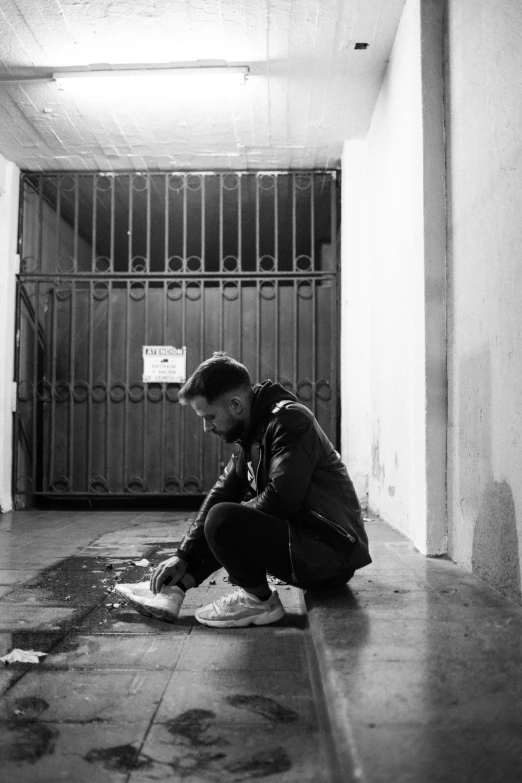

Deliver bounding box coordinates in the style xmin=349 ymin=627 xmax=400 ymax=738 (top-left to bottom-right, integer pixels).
xmin=189 ymin=395 xmax=245 ymax=443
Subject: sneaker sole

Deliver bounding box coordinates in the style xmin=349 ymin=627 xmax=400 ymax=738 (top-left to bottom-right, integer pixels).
xmin=117 ymin=592 xmax=179 ymax=624
xmin=195 ymin=605 xmax=286 ymax=628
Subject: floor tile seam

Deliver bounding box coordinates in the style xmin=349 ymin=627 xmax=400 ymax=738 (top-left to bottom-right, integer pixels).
xmin=0 ymin=587 xmax=18 ymax=598
xmin=0 ymin=716 xmax=319 ymax=728
xmin=0 ymin=672 xmax=25 ymax=697
xmin=173 ymin=666 xmax=307 ymax=673
xmin=40 ymin=666 xmax=186 ymax=672
xmin=63 ymin=631 xmax=192 ymax=637
xmin=124 ymin=632 xmax=193 ymax=783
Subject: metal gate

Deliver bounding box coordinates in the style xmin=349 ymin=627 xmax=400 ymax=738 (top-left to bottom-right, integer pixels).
xmin=14 ymin=171 xmax=340 ymax=505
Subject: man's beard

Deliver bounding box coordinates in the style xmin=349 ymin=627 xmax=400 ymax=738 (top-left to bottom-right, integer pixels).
xmin=215 ymin=420 xmax=245 ymax=443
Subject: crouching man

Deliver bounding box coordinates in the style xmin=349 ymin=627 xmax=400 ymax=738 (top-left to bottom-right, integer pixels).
xmin=117 ymin=354 xmax=371 ymax=628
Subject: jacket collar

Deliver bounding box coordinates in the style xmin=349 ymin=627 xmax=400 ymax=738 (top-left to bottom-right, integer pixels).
xmin=239 ymin=380 xmax=297 ymax=447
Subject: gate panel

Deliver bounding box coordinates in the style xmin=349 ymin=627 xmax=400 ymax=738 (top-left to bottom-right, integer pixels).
xmin=14 ymin=172 xmax=340 ymax=505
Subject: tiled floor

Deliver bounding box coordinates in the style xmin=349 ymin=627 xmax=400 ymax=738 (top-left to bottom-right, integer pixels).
xmin=0 ymin=510 xmax=330 ymax=782
xmin=4 ymin=509 xmax=522 ymax=783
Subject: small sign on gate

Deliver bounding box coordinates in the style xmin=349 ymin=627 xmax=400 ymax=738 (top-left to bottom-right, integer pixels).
xmin=142 ymin=346 xmax=187 ymax=383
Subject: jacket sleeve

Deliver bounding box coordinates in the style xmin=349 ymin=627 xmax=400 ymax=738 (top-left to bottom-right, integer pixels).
xmin=178 ymin=452 xmax=247 ymax=562
xmin=242 ymin=409 xmax=318 ymax=519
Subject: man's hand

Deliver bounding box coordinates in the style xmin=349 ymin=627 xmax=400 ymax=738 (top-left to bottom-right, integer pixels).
xmin=149 ymin=556 xmax=188 ymax=595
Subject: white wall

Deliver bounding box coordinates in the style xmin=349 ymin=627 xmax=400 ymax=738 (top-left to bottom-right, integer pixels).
xmin=341 ymin=0 xmax=446 ymax=554
xmin=445 ymin=0 xmax=522 ymax=600
xmin=0 ymin=154 xmax=20 ymax=512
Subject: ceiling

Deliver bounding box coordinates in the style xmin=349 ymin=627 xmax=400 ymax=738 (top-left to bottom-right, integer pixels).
xmin=0 ymin=0 xmax=406 ymax=172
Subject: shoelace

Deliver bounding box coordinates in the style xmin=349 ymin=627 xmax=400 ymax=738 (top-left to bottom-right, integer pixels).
xmin=219 ymin=588 xmax=251 ymax=606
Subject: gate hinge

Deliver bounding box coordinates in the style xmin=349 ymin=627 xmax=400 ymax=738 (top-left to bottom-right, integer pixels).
xmin=14 ymin=254 xmax=20 ymax=274
xmin=11 ymin=382 xmax=17 ymax=413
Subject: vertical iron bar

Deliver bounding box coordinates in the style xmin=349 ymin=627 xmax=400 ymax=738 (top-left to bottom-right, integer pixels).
xmin=49 ymin=281 xmax=58 ymax=487
xmin=199 ymin=281 xmax=204 ymax=484
xmin=275 ymin=280 xmax=279 ymax=384
xmin=161 ymin=279 xmax=167 ymax=491
xmin=128 ymin=175 xmax=133 ymax=272
xmin=110 ymin=176 xmax=115 ymax=269
xmin=292 ymin=173 xmax=296 ymax=271
xmin=162 ymin=176 xmax=169 ymax=486
xmin=37 ymin=177 xmax=43 ymax=272
xmin=55 ymin=177 xmax=61 ymax=270
xmin=255 ymin=175 xmax=260 ymax=272
xmin=183 ymin=175 xmax=187 ymax=271
xmin=218 ymin=277 xmax=224 ymax=468
xmin=164 ymin=174 xmax=169 ymax=272
xmin=146 ymin=173 xmax=151 ymax=271
xmin=274 ymin=175 xmax=279 ymax=270
xmin=106 ymin=279 xmax=112 ymax=490
xmin=180 ymin=281 xmax=186 ymax=488
xmin=123 ymin=280 xmax=129 ymax=487
xmin=143 ymin=279 xmax=148 ymax=489
xmin=74 ymin=175 xmax=79 ymax=271
xmin=201 ymin=175 xmax=206 ymax=271
xmin=293 ymin=278 xmax=298 ymax=398
xmin=238 ymin=278 xmax=243 ymax=365
xmin=108 ymin=179 xmax=114 ymax=488
xmin=87 ymin=279 xmax=93 ymax=491
xmin=68 ymin=280 xmax=76 ymax=487
xmin=238 ymin=174 xmax=242 ymax=272
xmin=92 ymin=175 xmax=96 ymax=273
xmin=312 ymin=279 xmax=317 ymax=418
xmin=311 ymin=174 xmax=315 ymax=269
xmin=256 ymin=279 xmax=260 ymax=383
xmin=32 ymin=281 xmax=39 ymax=492
xmin=219 ymin=174 xmax=223 ymax=272
xmin=237 ymin=175 xmax=243 ymax=365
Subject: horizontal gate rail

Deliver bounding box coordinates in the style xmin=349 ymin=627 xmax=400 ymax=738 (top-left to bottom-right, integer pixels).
xmin=18 ymin=272 xmax=336 ymax=280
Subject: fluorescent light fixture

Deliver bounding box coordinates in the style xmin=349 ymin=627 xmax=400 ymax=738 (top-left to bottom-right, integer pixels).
xmin=0 ymin=61 xmax=250 ymax=87
xmin=53 ymin=63 xmax=250 ymax=82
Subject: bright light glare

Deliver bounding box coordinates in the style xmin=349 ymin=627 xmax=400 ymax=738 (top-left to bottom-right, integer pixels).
xmin=55 ymin=70 xmax=248 ymax=104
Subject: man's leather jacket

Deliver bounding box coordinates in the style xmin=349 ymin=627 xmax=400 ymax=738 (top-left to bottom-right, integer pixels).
xmin=178 ymin=381 xmax=371 ymax=583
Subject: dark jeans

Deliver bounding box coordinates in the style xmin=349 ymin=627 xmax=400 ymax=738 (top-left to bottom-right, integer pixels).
xmin=186 ymin=502 xmax=350 ymax=591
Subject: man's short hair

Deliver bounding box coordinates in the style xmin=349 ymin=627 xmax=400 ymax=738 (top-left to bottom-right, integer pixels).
xmin=178 ymin=353 xmax=251 ymax=404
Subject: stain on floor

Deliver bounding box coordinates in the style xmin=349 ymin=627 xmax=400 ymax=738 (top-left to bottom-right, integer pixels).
xmin=1 ymin=719 xmax=59 ymax=763
xmin=225 ymin=746 xmax=292 ymax=778
xmin=165 ymin=708 xmax=226 ymax=747
xmin=226 ymin=694 xmax=299 ymax=723
xmin=85 ymin=742 xmax=153 ymax=772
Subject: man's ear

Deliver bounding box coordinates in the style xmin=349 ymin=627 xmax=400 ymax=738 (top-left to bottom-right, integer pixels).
xmin=229 ymin=396 xmax=243 ymax=414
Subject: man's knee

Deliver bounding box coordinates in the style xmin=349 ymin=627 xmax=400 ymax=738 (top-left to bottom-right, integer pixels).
xmin=204 ymin=502 xmax=240 ymax=545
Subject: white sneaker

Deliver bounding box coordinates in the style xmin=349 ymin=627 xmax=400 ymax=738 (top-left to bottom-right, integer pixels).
xmin=195 ymin=588 xmax=286 ymax=628
xmin=114 ymin=581 xmax=184 ymax=623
